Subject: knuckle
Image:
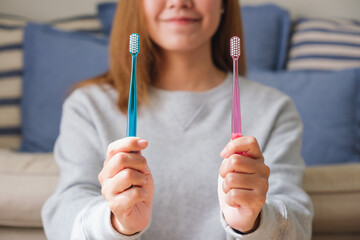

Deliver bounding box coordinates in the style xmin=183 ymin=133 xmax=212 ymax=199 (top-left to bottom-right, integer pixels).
xmin=101 ymin=185 xmax=106 ymax=197
xmin=116 ymin=152 xmax=127 ymax=165
xmin=229 ymin=140 xmax=236 ymax=150
xmin=140 ymin=155 xmax=147 ymax=166
xmin=125 ymin=137 xmax=136 ymax=148
xmin=101 ymin=184 xmax=110 ymax=200
xmin=258 ymin=195 xmax=266 ymax=206
xmin=98 ymin=172 xmax=103 ymax=184
xmin=107 ymin=143 xmax=116 ymax=156
xmin=228 ymin=189 xmax=237 ymax=199
xmin=265 ymin=165 xmax=271 ymax=177
xmin=247 ymin=136 xmax=257 ymax=146
xmin=222 ymin=179 xmax=228 ymax=192
xmin=219 ymin=165 xmax=226 ymax=178
xmin=142 ymin=175 xmax=148 ymax=185
xmin=226 ymin=173 xmax=236 ymax=186
xmin=123 ymin=169 xmax=133 ymax=179
xmin=229 ymin=154 xmax=242 ymax=166
xmin=254 ymin=185 xmax=267 ymax=205
xmin=263 ymin=180 xmax=269 ymax=193
xmin=133 ymin=188 xmax=142 ymax=199
xmin=106 ymin=143 xmax=113 ymax=153
xmin=229 ymin=155 xmax=238 ymax=166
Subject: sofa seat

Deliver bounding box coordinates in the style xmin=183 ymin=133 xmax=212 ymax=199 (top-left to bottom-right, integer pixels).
xmin=303 ymin=163 xmax=360 ymax=237
xmin=0 ymin=148 xmax=359 ymax=239
xmin=0 ymin=148 xmax=58 ymax=228
xmin=0 ymin=227 xmax=46 ymax=240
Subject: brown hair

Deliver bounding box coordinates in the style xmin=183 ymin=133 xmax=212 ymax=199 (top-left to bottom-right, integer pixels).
xmin=69 ymin=0 xmax=246 ymax=114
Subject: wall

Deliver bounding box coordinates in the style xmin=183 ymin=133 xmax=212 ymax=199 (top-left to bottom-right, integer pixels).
xmin=0 ymin=0 xmax=116 ymax=21
xmin=240 ymin=0 xmax=360 ymax=20
xmin=0 ymin=0 xmax=359 ymax=21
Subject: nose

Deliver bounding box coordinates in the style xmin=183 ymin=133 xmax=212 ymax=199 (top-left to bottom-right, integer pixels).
xmin=166 ymin=0 xmax=193 ymax=9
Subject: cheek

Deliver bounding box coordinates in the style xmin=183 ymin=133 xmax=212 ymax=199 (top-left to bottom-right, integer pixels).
xmin=142 ymin=0 xmax=157 ymax=23
xmin=199 ymin=0 xmax=222 ymax=35
xmin=142 ymin=0 xmax=161 ymax=39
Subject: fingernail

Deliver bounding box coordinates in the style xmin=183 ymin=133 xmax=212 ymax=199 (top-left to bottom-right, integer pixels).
xmin=138 ymin=139 xmax=147 ymax=147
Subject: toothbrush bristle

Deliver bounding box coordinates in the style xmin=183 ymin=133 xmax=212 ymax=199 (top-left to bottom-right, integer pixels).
xmin=129 ymin=33 xmax=140 ymax=55
xmin=230 ymin=36 xmax=241 ymax=58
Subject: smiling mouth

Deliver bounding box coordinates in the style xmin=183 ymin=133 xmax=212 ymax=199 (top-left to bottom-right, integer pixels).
xmin=162 ymin=18 xmax=201 ymax=24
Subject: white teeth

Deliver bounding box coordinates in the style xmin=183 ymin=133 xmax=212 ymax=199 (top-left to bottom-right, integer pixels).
xmin=230 ymin=36 xmax=241 ymax=58
xmin=129 ymin=33 xmax=140 ymax=54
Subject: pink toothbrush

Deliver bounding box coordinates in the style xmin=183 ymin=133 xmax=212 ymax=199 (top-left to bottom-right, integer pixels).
xmin=230 ymin=36 xmax=242 ymax=140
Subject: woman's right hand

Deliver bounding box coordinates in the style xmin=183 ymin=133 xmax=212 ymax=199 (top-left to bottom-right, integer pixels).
xmin=98 ymin=137 xmax=154 ymax=236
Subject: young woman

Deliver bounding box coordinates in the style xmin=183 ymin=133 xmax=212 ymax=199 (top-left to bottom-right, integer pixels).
xmin=42 ymin=0 xmax=313 ymax=239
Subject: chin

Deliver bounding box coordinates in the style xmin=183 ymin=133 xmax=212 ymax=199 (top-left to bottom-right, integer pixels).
xmin=157 ymin=37 xmax=206 ymax=52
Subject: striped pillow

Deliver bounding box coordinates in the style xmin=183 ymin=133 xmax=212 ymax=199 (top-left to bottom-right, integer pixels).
xmin=0 ymin=14 xmax=102 ymax=150
xmin=287 ymin=18 xmax=360 ymax=70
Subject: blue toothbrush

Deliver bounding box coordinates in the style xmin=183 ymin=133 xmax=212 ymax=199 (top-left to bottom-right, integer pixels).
xmin=127 ymin=33 xmax=140 ymax=137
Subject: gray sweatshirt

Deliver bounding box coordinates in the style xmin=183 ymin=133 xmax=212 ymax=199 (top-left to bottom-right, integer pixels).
xmin=42 ymin=73 xmax=313 ymax=240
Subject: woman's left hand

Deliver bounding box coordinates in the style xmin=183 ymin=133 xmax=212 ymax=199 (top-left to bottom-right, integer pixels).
xmin=218 ymin=136 xmax=270 ymax=233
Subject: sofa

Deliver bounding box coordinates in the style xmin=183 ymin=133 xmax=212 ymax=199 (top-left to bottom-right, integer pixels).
xmin=0 ymin=3 xmax=359 ymax=240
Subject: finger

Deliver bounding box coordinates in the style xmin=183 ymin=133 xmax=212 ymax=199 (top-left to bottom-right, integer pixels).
xmin=100 ymin=152 xmax=149 ymax=181
xmin=219 ymin=154 xmax=259 ymax=178
xmin=111 ymin=187 xmax=147 ymax=213
xmin=222 ymin=172 xmax=258 ymax=194
xmin=220 ymin=136 xmax=263 ymax=159
xmin=106 ymin=137 xmax=148 ymax=163
xmin=106 ymin=169 xmax=148 ymax=197
xmin=225 ymin=189 xmax=265 ymax=211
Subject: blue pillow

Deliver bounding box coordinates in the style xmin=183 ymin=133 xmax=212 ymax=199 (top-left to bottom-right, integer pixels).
xmin=96 ymin=3 xmax=290 ymax=71
xmin=248 ymin=69 xmax=360 ymax=166
xmin=0 ymin=14 xmax=103 ymax=150
xmin=97 ymin=3 xmax=116 ymax=36
xmin=20 ymin=23 xmax=109 ymax=152
xmin=242 ymin=4 xmax=290 ymax=71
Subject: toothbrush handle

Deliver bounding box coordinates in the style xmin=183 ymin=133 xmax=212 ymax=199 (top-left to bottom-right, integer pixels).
xmin=231 ymin=59 xmax=247 ymax=156
xmin=231 ymin=59 xmax=241 ymax=137
xmin=127 ymin=55 xmax=137 ymax=137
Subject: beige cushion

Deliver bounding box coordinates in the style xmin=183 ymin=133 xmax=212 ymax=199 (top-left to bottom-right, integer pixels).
xmin=0 ymin=149 xmax=58 ymax=227
xmin=312 ymin=233 xmax=360 ymax=240
xmin=303 ymin=163 xmax=360 ymax=233
xmin=1 ymin=146 xmax=359 ymax=235
xmin=0 ymin=227 xmax=46 ymax=240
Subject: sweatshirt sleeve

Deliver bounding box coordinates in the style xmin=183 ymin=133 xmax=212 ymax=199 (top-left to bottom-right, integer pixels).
xmin=220 ymin=95 xmax=314 ymax=240
xmin=41 ymin=89 xmax=149 ymax=240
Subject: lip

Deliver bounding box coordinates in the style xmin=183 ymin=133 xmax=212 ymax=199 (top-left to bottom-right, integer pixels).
xmin=161 ymin=17 xmax=201 ymax=24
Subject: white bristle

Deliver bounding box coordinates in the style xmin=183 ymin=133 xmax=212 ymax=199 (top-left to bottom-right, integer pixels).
xmin=129 ymin=33 xmax=140 ymax=55
xmin=230 ymin=36 xmax=241 ymax=58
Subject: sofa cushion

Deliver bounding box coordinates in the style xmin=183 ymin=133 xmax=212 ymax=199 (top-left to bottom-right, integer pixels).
xmin=0 ymin=14 xmax=103 ymax=151
xmin=287 ymin=18 xmax=360 ymax=71
xmin=248 ymin=69 xmax=360 ymax=166
xmin=97 ymin=3 xmax=116 ymax=36
xmin=242 ymin=4 xmax=291 ymax=71
xmin=97 ymin=3 xmax=291 ymax=71
xmin=312 ymin=234 xmax=360 ymax=240
xmin=0 ymin=148 xmax=58 ymax=227
xmin=0 ymin=14 xmax=27 ymax=150
xmin=19 ymin=23 xmax=109 ymax=152
xmin=0 ymin=227 xmax=46 ymax=240
xmin=303 ymin=163 xmax=360 ymax=233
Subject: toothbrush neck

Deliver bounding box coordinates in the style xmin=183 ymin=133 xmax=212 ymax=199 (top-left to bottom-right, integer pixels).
xmin=233 ymin=58 xmax=238 ymax=78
